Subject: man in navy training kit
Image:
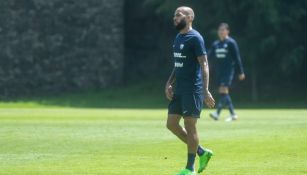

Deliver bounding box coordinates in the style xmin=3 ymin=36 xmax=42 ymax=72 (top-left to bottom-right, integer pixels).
xmin=208 ymin=23 xmax=245 ymax=122
xmin=165 ymin=6 xmax=215 ymax=175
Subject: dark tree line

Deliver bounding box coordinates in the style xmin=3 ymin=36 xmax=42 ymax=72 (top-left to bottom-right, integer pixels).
xmin=0 ymin=0 xmax=124 ymax=97
xmin=0 ymin=0 xmax=306 ymax=101
xmin=125 ymin=0 xmax=307 ymax=101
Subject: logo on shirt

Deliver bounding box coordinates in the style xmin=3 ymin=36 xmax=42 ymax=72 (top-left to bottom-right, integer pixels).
xmin=174 ymin=62 xmax=184 ymax=68
xmin=180 ymin=44 xmax=184 ymax=50
xmin=223 ymin=43 xmax=228 ymax=48
xmin=215 ymin=48 xmax=228 ymax=58
xmin=174 ymin=52 xmax=187 ymax=58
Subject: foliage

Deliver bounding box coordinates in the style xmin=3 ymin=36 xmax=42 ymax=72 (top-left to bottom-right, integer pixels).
xmin=129 ymin=0 xmax=307 ymax=94
xmin=0 ymin=0 xmax=124 ymax=97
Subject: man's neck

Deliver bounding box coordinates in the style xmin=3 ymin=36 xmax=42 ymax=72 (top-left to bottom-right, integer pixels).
xmin=180 ymin=25 xmax=192 ymax=34
xmin=220 ymin=36 xmax=229 ymax=41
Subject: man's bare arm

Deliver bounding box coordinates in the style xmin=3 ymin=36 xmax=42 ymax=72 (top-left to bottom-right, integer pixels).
xmin=165 ymin=68 xmax=176 ymax=100
xmin=197 ymin=55 xmax=209 ymax=92
xmin=166 ymin=67 xmax=176 ymax=86
xmin=197 ymin=55 xmax=215 ymax=108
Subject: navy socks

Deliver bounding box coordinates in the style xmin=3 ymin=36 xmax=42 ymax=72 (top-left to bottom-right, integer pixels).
xmin=217 ymin=93 xmax=235 ymax=115
xmin=217 ymin=94 xmax=227 ymax=114
xmin=186 ymin=153 xmax=196 ymax=171
xmin=184 ymin=146 xmax=205 ymax=171
xmin=197 ymin=145 xmax=205 ymax=156
xmin=225 ymin=94 xmax=235 ymax=115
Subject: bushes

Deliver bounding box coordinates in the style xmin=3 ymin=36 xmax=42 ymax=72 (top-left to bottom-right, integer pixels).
xmin=0 ymin=0 xmax=124 ymax=97
xmin=126 ymin=0 xmax=307 ymax=100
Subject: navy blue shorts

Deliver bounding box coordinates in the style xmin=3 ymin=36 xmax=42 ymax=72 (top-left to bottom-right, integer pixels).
xmin=168 ymin=93 xmax=204 ymax=118
xmin=218 ymin=76 xmax=233 ymax=87
xmin=217 ymin=70 xmax=235 ymax=87
xmin=218 ymin=74 xmax=234 ymax=87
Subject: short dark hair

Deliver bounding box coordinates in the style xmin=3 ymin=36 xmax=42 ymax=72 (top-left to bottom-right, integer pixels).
xmin=218 ymin=23 xmax=230 ymax=30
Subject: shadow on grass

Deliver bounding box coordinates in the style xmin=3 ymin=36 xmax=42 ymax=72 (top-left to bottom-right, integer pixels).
xmin=0 ymin=82 xmax=168 ymax=109
xmin=0 ymin=82 xmax=306 ymax=109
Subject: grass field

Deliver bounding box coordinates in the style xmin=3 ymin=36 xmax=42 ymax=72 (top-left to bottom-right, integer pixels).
xmin=0 ymin=107 xmax=306 ymax=175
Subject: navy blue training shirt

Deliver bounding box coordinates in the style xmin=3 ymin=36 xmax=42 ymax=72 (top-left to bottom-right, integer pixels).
xmin=208 ymin=37 xmax=244 ymax=78
xmin=173 ymin=29 xmax=207 ymax=94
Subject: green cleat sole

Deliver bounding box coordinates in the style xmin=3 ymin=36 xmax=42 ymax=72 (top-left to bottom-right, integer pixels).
xmin=176 ymin=169 xmax=196 ymax=175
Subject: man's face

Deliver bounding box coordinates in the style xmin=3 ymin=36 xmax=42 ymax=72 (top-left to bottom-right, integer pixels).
xmin=218 ymin=26 xmax=229 ymax=39
xmin=173 ymin=10 xmax=187 ymax=31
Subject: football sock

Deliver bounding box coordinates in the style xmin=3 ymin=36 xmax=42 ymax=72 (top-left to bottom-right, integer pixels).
xmin=197 ymin=145 xmax=205 ymax=156
xmin=186 ymin=153 xmax=196 ymax=171
xmin=217 ymin=94 xmax=227 ymax=115
xmin=225 ymin=94 xmax=235 ymax=115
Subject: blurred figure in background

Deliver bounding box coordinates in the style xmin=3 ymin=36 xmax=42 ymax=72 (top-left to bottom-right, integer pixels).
xmin=208 ymin=23 xmax=245 ymax=122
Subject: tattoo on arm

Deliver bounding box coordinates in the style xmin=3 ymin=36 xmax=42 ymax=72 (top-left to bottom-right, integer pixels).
xmin=197 ymin=55 xmax=209 ymax=92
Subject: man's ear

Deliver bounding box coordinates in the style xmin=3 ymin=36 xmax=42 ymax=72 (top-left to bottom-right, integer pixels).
xmin=187 ymin=15 xmax=194 ymax=22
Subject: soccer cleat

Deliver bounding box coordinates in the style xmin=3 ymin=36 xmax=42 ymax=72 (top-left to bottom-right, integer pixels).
xmin=225 ymin=114 xmax=238 ymax=122
xmin=209 ymin=111 xmax=219 ymax=120
xmin=176 ymin=169 xmax=196 ymax=175
xmin=197 ymin=149 xmax=213 ymax=173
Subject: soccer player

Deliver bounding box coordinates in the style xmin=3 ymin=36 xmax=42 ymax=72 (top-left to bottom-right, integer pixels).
xmin=208 ymin=23 xmax=245 ymax=122
xmin=165 ymin=6 xmax=215 ymax=175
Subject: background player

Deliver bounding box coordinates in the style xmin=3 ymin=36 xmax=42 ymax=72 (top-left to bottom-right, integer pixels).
xmin=208 ymin=23 xmax=245 ymax=122
xmin=165 ymin=6 xmax=215 ymax=175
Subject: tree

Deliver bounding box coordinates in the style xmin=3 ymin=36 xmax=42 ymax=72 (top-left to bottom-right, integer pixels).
xmin=135 ymin=0 xmax=307 ymax=101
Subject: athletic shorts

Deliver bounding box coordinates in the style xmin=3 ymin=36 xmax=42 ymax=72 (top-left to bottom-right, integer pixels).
xmin=218 ymin=73 xmax=234 ymax=87
xmin=218 ymin=76 xmax=233 ymax=87
xmin=168 ymin=93 xmax=203 ymax=118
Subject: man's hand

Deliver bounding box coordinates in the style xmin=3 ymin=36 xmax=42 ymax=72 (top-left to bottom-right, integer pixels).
xmin=238 ymin=73 xmax=245 ymax=81
xmin=204 ymin=90 xmax=215 ymax=108
xmin=165 ymin=83 xmax=173 ymax=101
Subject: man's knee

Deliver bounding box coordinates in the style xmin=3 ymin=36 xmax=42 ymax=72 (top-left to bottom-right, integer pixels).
xmin=166 ymin=115 xmax=181 ymax=131
xmin=166 ymin=121 xmax=176 ymax=131
xmin=184 ymin=117 xmax=197 ymax=133
xmin=219 ymin=86 xmax=229 ymax=94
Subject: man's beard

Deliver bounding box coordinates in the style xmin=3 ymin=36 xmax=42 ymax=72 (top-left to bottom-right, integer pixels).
xmin=175 ymin=19 xmax=187 ymax=31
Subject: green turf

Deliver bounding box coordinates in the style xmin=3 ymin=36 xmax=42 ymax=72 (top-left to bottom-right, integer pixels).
xmin=0 ymin=108 xmax=306 ymax=175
